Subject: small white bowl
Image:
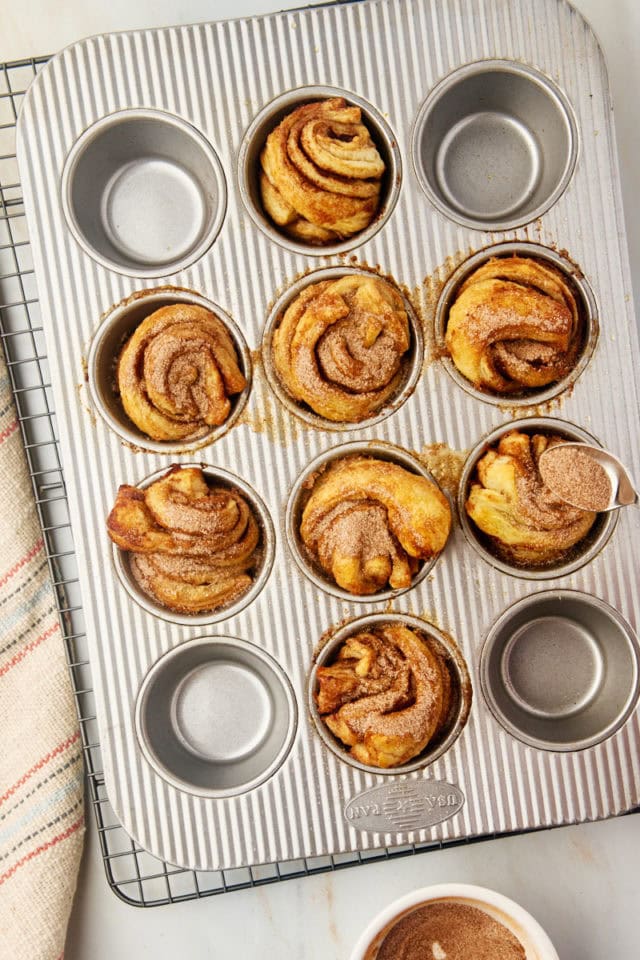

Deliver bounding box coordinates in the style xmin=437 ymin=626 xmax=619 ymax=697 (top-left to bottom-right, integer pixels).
xmin=349 ymin=883 xmax=559 ymax=960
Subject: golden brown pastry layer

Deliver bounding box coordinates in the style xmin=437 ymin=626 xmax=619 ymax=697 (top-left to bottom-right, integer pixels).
xmin=315 ymin=624 xmax=452 ymax=768
xmin=272 ymin=275 xmax=410 ymax=422
xmin=445 ymin=256 xmax=583 ymax=395
xmin=300 ymin=455 xmax=451 ymax=595
xmin=465 ymin=430 xmax=597 ymax=566
xmin=117 ymin=304 xmax=246 ymax=442
xmin=107 ymin=466 xmax=260 ymax=613
xmin=260 ymin=97 xmax=385 ymax=244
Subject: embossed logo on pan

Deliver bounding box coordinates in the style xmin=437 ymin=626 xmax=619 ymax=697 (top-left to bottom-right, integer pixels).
xmin=344 ymin=780 xmax=464 ymax=833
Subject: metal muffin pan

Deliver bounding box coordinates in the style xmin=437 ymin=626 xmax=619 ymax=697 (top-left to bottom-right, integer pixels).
xmin=16 ymin=0 xmax=640 ymax=873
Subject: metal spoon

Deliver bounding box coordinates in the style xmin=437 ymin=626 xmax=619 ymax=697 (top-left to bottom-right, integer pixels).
xmin=538 ymin=442 xmax=638 ymax=512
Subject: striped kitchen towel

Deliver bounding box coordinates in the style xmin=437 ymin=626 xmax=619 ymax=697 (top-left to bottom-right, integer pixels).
xmin=0 ymin=354 xmax=84 ymax=960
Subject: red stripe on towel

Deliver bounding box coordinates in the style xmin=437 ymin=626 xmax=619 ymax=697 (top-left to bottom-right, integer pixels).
xmin=0 ymin=538 xmax=44 ymax=587
xmin=0 ymin=814 xmax=84 ymax=886
xmin=0 ymin=419 xmax=18 ymax=445
xmin=0 ymin=732 xmax=81 ymax=805
xmin=0 ymin=621 xmax=60 ymax=678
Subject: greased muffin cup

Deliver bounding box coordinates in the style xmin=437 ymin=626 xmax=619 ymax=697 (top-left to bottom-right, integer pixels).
xmin=435 ymin=242 xmax=598 ymax=406
xmin=111 ymin=463 xmax=275 ymax=626
xmin=309 ymin=614 xmax=472 ymax=776
xmin=262 ymin=267 xmax=423 ymax=431
xmin=412 ymin=59 xmax=578 ymax=232
xmin=238 ymin=85 xmax=401 ymax=256
xmin=136 ymin=636 xmax=297 ymax=798
xmin=350 ymin=884 xmax=559 ymax=960
xmin=286 ymin=441 xmax=451 ymax=603
xmin=88 ymin=287 xmax=251 ymax=454
xmin=62 ymin=109 xmax=227 ymax=277
xmin=458 ymin=417 xmax=618 ymax=579
xmin=481 ymin=590 xmax=640 ymax=752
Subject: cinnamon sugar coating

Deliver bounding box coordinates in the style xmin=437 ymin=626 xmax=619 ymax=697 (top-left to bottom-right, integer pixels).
xmin=466 ymin=431 xmax=597 ymax=566
xmin=117 ymin=303 xmax=246 ymax=442
xmin=300 ymin=455 xmax=451 ymax=595
xmin=315 ymin=624 xmax=452 ymax=768
xmin=273 ymin=274 xmax=410 ymax=422
xmin=446 ymin=256 xmax=583 ymax=395
xmin=260 ymin=98 xmax=385 ymax=244
xmin=107 ymin=466 xmax=260 ymax=614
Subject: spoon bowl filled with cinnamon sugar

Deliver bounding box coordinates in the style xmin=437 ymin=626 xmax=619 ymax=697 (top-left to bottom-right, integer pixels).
xmin=538 ymin=442 xmax=638 ymax=513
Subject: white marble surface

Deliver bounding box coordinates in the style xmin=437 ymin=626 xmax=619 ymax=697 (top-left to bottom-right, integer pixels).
xmin=2 ymin=1 xmax=640 ymax=957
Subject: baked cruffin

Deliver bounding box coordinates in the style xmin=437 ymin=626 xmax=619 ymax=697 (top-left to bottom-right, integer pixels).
xmin=259 ymin=97 xmax=385 ymax=244
xmin=314 ymin=623 xmax=453 ymax=768
xmin=272 ymin=274 xmax=411 ymax=422
xmin=465 ymin=430 xmax=597 ymax=566
xmin=117 ymin=303 xmax=246 ymax=442
xmin=300 ymin=455 xmax=451 ymax=595
xmin=107 ymin=466 xmax=261 ymax=613
xmin=445 ymin=256 xmax=583 ymax=395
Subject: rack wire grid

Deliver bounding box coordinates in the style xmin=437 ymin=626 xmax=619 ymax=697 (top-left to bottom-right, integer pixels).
xmin=5 ymin=53 xmax=636 ymax=910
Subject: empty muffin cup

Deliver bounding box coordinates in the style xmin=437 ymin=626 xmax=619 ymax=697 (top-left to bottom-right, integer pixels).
xmin=435 ymin=242 xmax=597 ymax=406
xmin=286 ymin=441 xmax=450 ymax=603
xmin=62 ymin=109 xmax=227 ymax=276
xmin=459 ymin=418 xmax=618 ymax=579
xmin=136 ymin=636 xmax=297 ymax=797
xmin=481 ymin=591 xmax=640 ymax=751
xmin=238 ymin=85 xmax=401 ymax=256
xmin=111 ymin=463 xmax=275 ymax=626
xmin=88 ymin=287 xmax=251 ymax=453
xmin=262 ymin=267 xmax=423 ymax=431
xmin=412 ymin=60 xmax=578 ymax=231
xmin=309 ymin=613 xmax=472 ymax=775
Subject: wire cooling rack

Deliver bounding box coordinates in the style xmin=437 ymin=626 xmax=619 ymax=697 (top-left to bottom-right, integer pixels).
xmin=0 ymin=53 xmax=466 ymax=908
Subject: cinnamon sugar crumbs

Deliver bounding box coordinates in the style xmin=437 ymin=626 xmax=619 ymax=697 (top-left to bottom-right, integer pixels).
xmin=539 ymin=445 xmax=611 ymax=512
xmin=417 ymin=443 xmax=467 ymax=498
